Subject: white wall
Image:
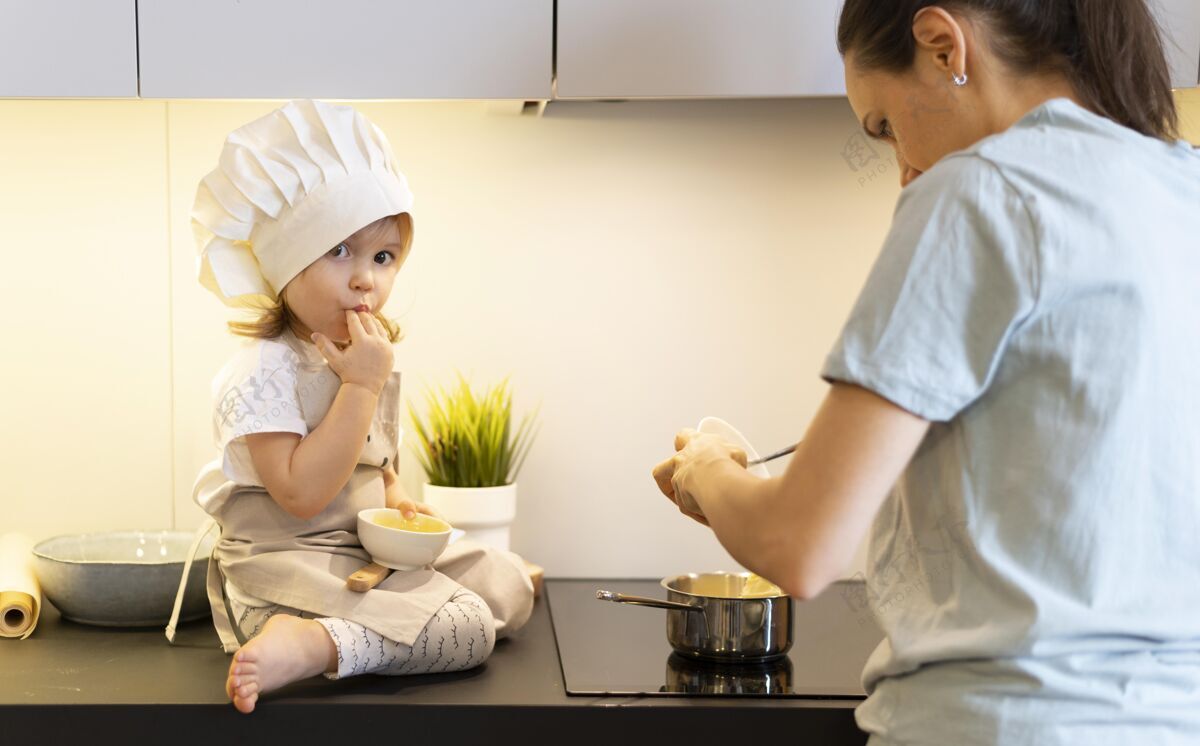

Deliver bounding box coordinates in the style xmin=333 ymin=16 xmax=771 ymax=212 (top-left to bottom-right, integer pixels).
xmin=5 ymin=93 xmax=1196 ymax=578
xmin=0 ymin=102 xmax=173 ymax=535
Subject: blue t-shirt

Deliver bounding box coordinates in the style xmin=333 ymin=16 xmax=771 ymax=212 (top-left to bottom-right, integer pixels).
xmin=822 ymin=98 xmax=1200 ymax=745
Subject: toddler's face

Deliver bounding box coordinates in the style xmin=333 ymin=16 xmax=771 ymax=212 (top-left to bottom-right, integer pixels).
xmin=282 ymin=215 xmax=408 ymax=345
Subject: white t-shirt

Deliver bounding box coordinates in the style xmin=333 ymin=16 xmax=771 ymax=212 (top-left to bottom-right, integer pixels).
xmin=210 ymin=337 xmax=310 ymax=490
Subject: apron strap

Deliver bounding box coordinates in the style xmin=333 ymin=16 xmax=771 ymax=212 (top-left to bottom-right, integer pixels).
xmin=213 ymin=554 xmax=250 ymax=649
xmin=164 ymin=517 xmax=218 ymax=644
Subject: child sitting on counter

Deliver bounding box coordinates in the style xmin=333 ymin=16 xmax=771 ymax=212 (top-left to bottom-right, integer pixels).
xmin=167 ymin=99 xmax=534 ymax=714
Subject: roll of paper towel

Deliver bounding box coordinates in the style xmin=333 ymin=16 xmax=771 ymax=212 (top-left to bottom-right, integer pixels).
xmin=0 ymin=533 xmax=41 ymax=639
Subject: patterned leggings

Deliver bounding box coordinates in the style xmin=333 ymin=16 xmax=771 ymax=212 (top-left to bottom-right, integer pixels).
xmin=228 ymin=588 xmax=497 ymax=680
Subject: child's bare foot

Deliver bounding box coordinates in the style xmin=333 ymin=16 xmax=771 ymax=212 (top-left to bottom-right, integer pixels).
xmin=225 ymin=614 xmax=337 ymax=714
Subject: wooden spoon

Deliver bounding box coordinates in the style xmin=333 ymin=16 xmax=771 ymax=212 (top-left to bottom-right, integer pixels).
xmin=346 ymin=562 xmax=392 ymax=592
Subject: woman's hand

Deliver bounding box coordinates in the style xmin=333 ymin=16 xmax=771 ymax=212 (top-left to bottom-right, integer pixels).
xmin=651 ymin=385 xmax=929 ymax=599
xmin=651 ymin=428 xmax=748 ymax=526
xmin=311 ymin=310 xmax=394 ymax=396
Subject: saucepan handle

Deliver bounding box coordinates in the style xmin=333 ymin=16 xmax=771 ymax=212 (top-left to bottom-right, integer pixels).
xmin=596 ymin=590 xmax=703 ymax=613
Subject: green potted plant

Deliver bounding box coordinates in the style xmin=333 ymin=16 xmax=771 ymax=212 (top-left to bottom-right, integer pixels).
xmin=407 ymin=374 xmax=539 ymax=551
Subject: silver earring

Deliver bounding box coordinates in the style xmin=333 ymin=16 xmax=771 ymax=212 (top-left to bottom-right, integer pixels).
xmin=952 ymin=72 xmax=968 ymax=86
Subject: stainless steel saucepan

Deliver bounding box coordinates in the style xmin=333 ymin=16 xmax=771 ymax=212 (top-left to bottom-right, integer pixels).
xmin=596 ymin=571 xmax=793 ymax=663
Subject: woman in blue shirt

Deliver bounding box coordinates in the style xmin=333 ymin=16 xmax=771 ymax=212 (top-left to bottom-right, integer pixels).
xmin=652 ymin=1 xmax=1200 ymax=743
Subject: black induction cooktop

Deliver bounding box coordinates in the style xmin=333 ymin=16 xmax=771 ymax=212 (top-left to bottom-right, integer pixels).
xmin=546 ymin=578 xmax=883 ymax=698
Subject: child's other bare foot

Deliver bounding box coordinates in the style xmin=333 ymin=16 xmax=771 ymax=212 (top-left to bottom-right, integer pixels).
xmin=225 ymin=614 xmax=337 ymax=714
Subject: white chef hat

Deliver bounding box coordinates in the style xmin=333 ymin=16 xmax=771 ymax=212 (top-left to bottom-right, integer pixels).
xmin=192 ymin=99 xmax=414 ymax=309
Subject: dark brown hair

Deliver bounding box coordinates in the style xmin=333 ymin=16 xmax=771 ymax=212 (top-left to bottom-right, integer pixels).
xmin=837 ymin=0 xmax=1179 ymax=141
xmin=227 ymin=212 xmax=413 ymax=344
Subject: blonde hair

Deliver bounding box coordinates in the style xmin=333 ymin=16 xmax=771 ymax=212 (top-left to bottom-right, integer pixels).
xmin=226 ymin=213 xmax=413 ymax=345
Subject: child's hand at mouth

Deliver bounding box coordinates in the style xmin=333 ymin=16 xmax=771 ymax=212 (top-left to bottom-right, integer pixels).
xmin=311 ymin=310 xmax=394 ymax=396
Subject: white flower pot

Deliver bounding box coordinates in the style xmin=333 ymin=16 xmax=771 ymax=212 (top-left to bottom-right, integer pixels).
xmin=422 ymin=483 xmax=517 ymax=552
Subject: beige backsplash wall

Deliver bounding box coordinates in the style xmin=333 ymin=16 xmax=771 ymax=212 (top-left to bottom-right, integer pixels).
xmin=3 ymin=92 xmax=1197 ymax=578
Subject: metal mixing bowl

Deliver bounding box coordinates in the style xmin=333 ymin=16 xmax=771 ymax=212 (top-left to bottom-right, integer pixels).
xmin=32 ymin=530 xmax=215 ymax=627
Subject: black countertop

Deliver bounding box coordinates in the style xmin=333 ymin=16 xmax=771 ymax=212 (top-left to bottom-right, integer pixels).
xmin=1 ymin=579 xmax=878 ymax=745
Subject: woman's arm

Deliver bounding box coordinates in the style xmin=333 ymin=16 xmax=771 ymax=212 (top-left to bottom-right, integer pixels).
xmin=653 ymin=383 xmax=929 ymax=599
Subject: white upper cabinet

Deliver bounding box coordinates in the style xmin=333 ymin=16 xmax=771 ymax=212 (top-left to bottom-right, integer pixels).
xmin=1154 ymin=0 xmax=1200 ymax=89
xmin=0 ymin=0 xmax=137 ymax=98
xmin=555 ymin=0 xmax=845 ymax=99
xmin=137 ymin=0 xmax=552 ymax=100
xmin=2 ymin=1 xmax=1191 ymax=100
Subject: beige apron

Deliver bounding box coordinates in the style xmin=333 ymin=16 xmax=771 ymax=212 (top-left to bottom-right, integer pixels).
xmin=167 ymin=327 xmax=534 ymax=653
